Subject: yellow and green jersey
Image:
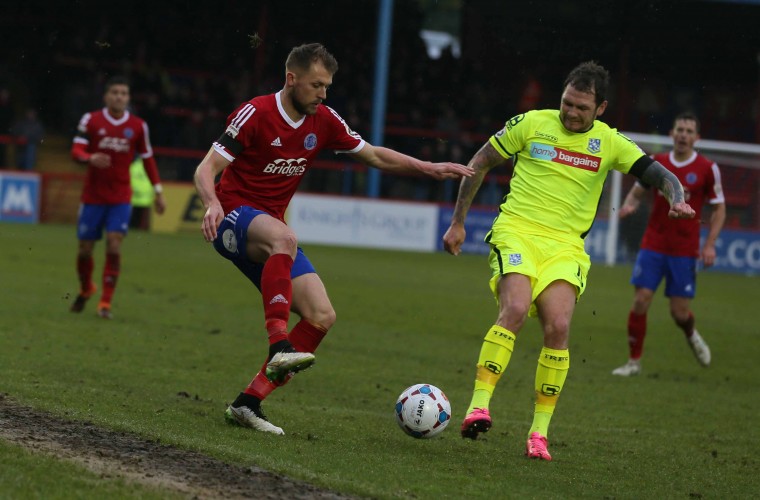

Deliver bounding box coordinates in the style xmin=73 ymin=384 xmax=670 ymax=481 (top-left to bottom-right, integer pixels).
xmin=130 ymin=158 xmax=154 ymax=208
xmin=489 ymin=109 xmax=645 ymax=241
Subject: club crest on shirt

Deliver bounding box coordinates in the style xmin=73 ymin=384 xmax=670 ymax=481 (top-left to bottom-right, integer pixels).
xmin=587 ymin=138 xmax=601 ymax=154
xmin=304 ymin=133 xmax=317 ymax=150
xmin=508 ymin=253 xmax=522 ymax=266
xmin=123 ymin=128 xmax=134 ymax=139
xmin=686 ymin=172 xmax=697 ymax=185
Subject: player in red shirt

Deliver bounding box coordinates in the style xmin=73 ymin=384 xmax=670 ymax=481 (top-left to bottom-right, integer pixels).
xmin=612 ymin=113 xmax=726 ymax=376
xmin=194 ymin=43 xmax=473 ymax=434
xmin=69 ymin=76 xmax=167 ymax=319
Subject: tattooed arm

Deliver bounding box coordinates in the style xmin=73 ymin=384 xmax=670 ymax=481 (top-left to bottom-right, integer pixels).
xmin=443 ymin=142 xmax=509 ymax=255
xmin=633 ymin=159 xmax=696 ymax=219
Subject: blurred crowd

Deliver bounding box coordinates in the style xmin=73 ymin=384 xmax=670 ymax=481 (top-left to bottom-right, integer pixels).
xmin=1 ymin=1 xmax=758 ymax=207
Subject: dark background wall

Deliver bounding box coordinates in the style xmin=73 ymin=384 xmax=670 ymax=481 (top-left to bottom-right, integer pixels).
xmin=2 ymin=0 xmax=759 ymax=141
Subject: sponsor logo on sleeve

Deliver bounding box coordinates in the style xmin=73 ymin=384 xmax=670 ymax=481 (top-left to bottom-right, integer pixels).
xmin=505 ymin=113 xmax=525 ymax=131
xmin=225 ymin=123 xmax=240 ymax=139
xmin=326 ymin=106 xmax=362 ymax=141
xmin=616 ymin=131 xmax=645 ymax=153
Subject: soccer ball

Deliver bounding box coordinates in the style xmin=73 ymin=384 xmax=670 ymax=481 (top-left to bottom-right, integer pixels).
xmin=394 ymin=384 xmax=451 ymax=438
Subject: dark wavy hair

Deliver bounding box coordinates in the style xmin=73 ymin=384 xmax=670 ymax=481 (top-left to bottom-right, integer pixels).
xmin=563 ymin=61 xmax=609 ymax=106
xmin=674 ymin=112 xmax=700 ymax=133
xmin=104 ymin=75 xmax=130 ymax=92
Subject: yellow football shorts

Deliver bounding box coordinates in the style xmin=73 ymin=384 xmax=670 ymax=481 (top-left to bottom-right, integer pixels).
xmin=486 ymin=227 xmax=590 ymax=317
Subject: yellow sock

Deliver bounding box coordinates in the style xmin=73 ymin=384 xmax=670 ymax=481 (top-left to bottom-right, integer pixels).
xmin=529 ymin=346 xmax=569 ymax=438
xmin=467 ymin=325 xmax=516 ymax=413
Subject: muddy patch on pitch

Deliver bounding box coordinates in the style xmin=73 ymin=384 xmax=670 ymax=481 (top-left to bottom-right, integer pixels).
xmin=0 ymin=394 xmax=354 ymax=499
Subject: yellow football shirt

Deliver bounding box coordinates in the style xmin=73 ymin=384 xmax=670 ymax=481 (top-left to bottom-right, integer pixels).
xmin=489 ymin=109 xmax=645 ymax=241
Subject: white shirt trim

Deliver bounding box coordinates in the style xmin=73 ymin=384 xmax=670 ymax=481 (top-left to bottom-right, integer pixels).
xmin=103 ymin=108 xmax=130 ymax=126
xmin=668 ymin=150 xmax=698 ymax=168
xmin=275 ymin=91 xmax=305 ymax=129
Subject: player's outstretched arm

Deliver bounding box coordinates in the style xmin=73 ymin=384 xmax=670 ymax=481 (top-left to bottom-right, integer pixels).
xmin=618 ymin=183 xmax=647 ymax=218
xmin=636 ymin=160 xmax=696 ymax=219
xmin=349 ymin=144 xmax=474 ymax=180
xmin=194 ymin=148 xmax=231 ymax=242
xmin=443 ymin=142 xmax=507 ymax=256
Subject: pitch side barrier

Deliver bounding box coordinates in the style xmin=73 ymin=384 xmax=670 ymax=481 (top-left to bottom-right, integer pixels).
xmin=11 ymin=174 xmax=758 ymax=274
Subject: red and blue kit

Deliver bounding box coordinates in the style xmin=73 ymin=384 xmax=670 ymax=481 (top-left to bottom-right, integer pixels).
xmin=640 ymin=151 xmax=724 ymax=257
xmin=72 ymin=108 xmax=160 ymax=204
xmin=212 ymin=91 xmax=365 ymax=221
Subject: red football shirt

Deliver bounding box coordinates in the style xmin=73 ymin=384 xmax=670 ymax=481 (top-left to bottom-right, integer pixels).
xmin=73 ymin=109 xmax=158 ymax=204
xmin=212 ymin=91 xmax=365 ymax=220
xmin=639 ymin=151 xmax=724 ymax=257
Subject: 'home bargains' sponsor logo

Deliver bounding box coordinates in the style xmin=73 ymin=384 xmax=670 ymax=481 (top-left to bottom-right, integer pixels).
xmin=529 ymin=143 xmax=601 ymax=172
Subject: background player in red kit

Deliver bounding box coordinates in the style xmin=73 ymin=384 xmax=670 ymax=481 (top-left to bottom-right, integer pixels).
xmin=70 ymin=76 xmax=167 ymax=319
xmin=194 ymin=43 xmax=473 ymax=434
xmin=612 ymin=113 xmax=726 ymax=376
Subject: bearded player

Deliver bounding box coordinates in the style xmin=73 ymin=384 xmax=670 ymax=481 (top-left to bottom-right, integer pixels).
xmin=193 ymin=43 xmax=473 ymax=435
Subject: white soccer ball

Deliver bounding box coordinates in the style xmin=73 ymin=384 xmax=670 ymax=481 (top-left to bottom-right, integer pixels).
xmin=394 ymin=383 xmax=451 ymax=438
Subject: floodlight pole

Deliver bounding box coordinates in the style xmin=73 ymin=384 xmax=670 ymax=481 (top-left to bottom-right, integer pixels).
xmin=367 ymin=0 xmax=394 ymax=198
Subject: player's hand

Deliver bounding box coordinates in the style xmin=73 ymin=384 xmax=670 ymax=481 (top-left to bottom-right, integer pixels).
xmin=420 ymin=162 xmax=474 ymax=180
xmin=89 ymin=152 xmax=111 ymax=168
xmin=618 ymin=204 xmax=636 ymax=218
xmin=201 ymin=201 xmax=224 ymax=242
xmin=701 ymin=244 xmax=717 ymax=268
xmin=443 ymin=223 xmax=466 ymax=256
xmin=154 ymin=193 xmax=167 ymax=215
xmin=668 ymin=201 xmax=696 ymax=219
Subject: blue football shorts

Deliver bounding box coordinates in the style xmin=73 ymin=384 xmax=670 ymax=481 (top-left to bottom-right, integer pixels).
xmin=212 ymin=206 xmax=316 ymax=290
xmin=630 ymin=248 xmax=697 ymax=298
xmin=77 ymin=203 xmax=132 ymax=240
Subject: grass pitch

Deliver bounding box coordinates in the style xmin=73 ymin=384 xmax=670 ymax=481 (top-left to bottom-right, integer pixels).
xmin=0 ymin=222 xmax=757 ymax=498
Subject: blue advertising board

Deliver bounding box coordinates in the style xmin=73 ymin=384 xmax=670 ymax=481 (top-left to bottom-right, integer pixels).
xmin=0 ymin=171 xmax=40 ymax=223
xmin=437 ymin=207 xmax=760 ymax=275
xmin=437 ymin=207 xmax=497 ymax=255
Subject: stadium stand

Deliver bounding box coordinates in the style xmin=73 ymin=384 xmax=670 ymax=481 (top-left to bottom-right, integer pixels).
xmin=0 ymin=0 xmax=758 ymax=227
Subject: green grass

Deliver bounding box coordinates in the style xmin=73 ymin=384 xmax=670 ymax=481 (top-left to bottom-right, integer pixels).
xmin=1 ymin=222 xmax=758 ymax=498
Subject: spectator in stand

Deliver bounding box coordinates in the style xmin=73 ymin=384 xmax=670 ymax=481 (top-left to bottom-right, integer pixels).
xmin=11 ymin=109 xmax=45 ymax=170
xmin=69 ymin=76 xmax=166 ymax=319
xmin=612 ymin=113 xmax=726 ymax=376
xmin=0 ymin=88 xmax=12 ymax=167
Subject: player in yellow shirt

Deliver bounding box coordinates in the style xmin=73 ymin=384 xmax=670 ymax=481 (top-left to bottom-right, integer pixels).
xmin=443 ymin=61 xmax=695 ymax=461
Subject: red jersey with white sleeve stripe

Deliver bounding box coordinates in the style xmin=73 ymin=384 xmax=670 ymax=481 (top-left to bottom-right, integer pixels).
xmin=212 ymin=91 xmax=365 ymax=221
xmin=72 ymin=108 xmax=160 ymax=204
xmin=639 ymin=151 xmax=724 ymax=257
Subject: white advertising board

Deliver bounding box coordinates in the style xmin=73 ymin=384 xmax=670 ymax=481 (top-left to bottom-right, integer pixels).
xmin=287 ymin=193 xmax=438 ymax=252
